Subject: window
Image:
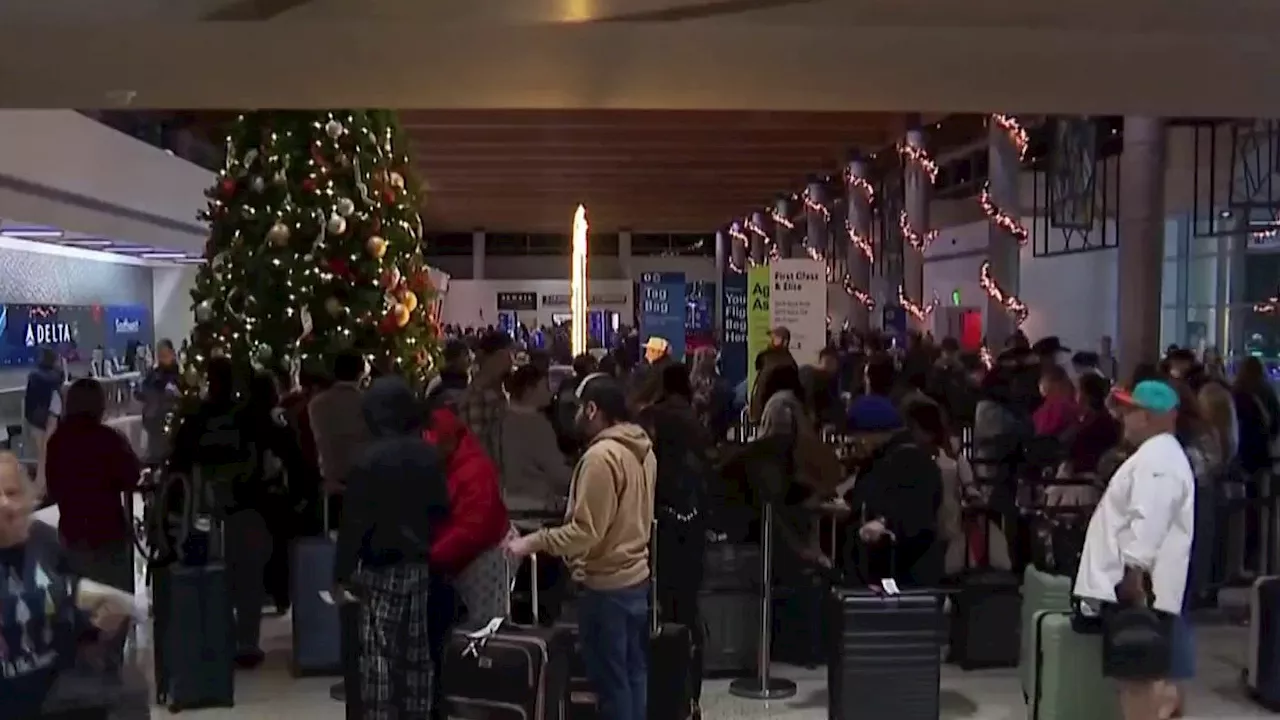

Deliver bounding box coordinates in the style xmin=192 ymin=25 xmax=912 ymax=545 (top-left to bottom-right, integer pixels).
xmin=487 ymin=233 xmax=531 ymax=256
xmin=591 ymin=233 xmax=620 ymax=256
xmin=422 ymin=232 xmax=472 ymax=257
xmin=526 ymin=234 xmax=568 ymax=255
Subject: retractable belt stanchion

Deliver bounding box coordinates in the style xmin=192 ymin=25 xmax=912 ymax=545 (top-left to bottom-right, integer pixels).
xmin=729 ymin=502 xmax=797 ymax=700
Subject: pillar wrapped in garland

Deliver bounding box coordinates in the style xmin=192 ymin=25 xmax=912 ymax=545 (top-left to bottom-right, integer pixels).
xmin=845 ymin=156 xmax=875 ymax=330
xmin=900 ymin=127 xmax=938 ymax=329
xmin=980 ymin=114 xmax=1031 ymax=346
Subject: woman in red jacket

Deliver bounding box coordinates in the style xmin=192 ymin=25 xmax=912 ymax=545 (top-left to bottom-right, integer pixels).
xmin=423 ymin=403 xmax=510 ymax=717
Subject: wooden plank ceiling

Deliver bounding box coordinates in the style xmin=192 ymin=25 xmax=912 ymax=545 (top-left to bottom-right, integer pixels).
xmin=403 ymin=110 xmax=903 ymax=233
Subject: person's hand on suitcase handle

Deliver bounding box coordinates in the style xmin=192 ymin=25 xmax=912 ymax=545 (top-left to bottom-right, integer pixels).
xmin=503 ymin=532 xmax=538 ymax=561
xmin=858 ymin=517 xmax=894 ymax=543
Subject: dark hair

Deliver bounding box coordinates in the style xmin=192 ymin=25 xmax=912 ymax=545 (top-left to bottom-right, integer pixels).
xmin=1071 ymin=351 xmax=1099 ymax=368
xmin=819 ymin=346 xmax=839 ymax=362
xmin=905 ymin=400 xmax=951 ymax=457
xmin=939 ymin=337 xmax=960 ymax=353
xmin=580 ymin=376 xmax=630 ymax=423
xmin=761 ymin=363 xmax=805 ymax=404
xmin=64 ymin=378 xmax=106 ymax=423
xmin=572 ymin=353 xmax=597 ymax=378
xmin=1040 ymin=364 xmax=1070 ymax=389
xmin=865 ymin=355 xmax=895 ymax=395
xmin=37 ymin=348 xmax=58 ymax=371
xmin=158 ymin=338 xmax=175 ymax=352
xmin=506 ymin=364 xmax=547 ymax=401
xmin=660 ymin=363 xmax=692 ymax=401
xmin=1076 ymin=372 xmax=1111 ymax=412
xmin=1235 ymin=356 xmax=1270 ymax=395
xmin=247 ymin=371 xmax=280 ymax=416
xmin=1170 ymin=379 xmax=1207 ymax=446
xmin=333 ymin=349 xmax=366 ymax=383
xmin=1130 ymin=361 xmax=1162 ymax=388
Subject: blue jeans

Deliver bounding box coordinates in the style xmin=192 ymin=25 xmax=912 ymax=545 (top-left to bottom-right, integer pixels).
xmin=578 ymin=582 xmax=649 ymax=720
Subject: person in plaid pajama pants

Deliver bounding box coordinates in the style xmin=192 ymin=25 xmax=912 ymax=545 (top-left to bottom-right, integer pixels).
xmin=354 ymin=564 xmax=433 ymax=720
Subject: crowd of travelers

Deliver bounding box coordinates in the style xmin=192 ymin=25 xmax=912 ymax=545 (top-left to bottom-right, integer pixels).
xmin=2 ymin=316 xmax=1275 ymax=720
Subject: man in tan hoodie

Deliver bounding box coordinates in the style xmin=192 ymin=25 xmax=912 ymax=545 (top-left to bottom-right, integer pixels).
xmin=506 ymin=373 xmax=656 ymax=720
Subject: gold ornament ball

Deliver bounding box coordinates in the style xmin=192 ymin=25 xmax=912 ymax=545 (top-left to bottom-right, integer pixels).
xmin=325 ymin=297 xmax=344 ymax=317
xmin=392 ymin=303 xmax=411 ymax=327
xmin=389 ymin=172 xmax=406 ymax=190
xmin=400 ymin=290 xmax=418 ymax=313
xmin=367 ymin=235 xmax=388 ymax=259
xmin=327 ymin=213 xmax=348 ymax=236
xmin=266 ymin=222 xmax=291 ymax=246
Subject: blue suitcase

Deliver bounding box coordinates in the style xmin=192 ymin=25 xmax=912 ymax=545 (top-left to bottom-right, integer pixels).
xmin=290 ymin=535 xmax=343 ymax=676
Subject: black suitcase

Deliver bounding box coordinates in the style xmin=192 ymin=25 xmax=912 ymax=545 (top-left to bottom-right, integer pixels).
xmin=947 ymin=569 xmax=1021 ymax=669
xmin=700 ymin=589 xmax=759 ymax=676
xmin=771 ymin=570 xmax=830 ymax=668
xmin=827 ymin=586 xmax=943 ymax=720
xmin=340 ymin=600 xmax=362 ymax=720
xmin=1246 ymin=576 xmax=1280 ymax=709
xmin=152 ymin=563 xmax=236 ymax=711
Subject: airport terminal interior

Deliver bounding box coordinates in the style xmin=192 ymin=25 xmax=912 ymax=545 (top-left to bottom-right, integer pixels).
xmin=5 ymin=1 xmax=1280 ymax=719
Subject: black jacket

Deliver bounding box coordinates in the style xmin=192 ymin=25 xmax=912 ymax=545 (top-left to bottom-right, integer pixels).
xmin=847 ymin=432 xmax=943 ymax=586
xmin=639 ymin=396 xmax=711 ymax=522
xmin=334 ymin=377 xmax=450 ymax=584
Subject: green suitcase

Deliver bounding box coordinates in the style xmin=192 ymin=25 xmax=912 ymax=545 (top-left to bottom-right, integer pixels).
xmin=1026 ymin=611 xmax=1121 ymax=720
xmin=1019 ymin=567 xmax=1073 ymax=698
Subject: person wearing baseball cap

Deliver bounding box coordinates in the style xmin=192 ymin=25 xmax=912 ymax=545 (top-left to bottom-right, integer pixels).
xmin=505 ymin=373 xmax=656 ymax=720
xmin=1073 ymin=379 xmax=1195 ymax=716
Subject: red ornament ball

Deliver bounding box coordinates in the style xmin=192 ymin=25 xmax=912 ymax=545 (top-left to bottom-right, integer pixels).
xmin=302 ymin=178 xmax=317 ymax=193
xmin=219 ymin=178 xmax=237 ymax=197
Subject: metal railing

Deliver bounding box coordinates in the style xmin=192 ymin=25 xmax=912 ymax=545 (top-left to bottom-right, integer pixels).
xmin=0 ymin=371 xmax=143 ymax=457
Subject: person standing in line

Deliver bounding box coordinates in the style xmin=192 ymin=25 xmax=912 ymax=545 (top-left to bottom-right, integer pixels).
xmin=309 ymin=349 xmax=371 ymax=510
xmin=1074 ymin=380 xmax=1195 ymax=720
xmin=457 ymin=331 xmax=514 ymax=466
xmin=136 ymin=339 xmax=182 ymax=467
xmin=505 ymin=375 xmax=656 ymax=720
xmin=24 ymin=347 xmax=64 ymax=497
xmin=334 ymin=377 xmax=451 ymax=720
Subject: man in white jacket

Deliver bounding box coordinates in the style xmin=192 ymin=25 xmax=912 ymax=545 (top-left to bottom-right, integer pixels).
xmin=1074 ymin=379 xmax=1195 ymax=720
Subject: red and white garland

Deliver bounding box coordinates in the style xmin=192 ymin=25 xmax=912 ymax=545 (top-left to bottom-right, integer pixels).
xmin=844 ymin=169 xmax=876 ymax=263
xmin=898 ymin=285 xmax=939 ymax=322
xmin=727 ymin=223 xmax=750 ymax=271
xmin=897 ymin=139 xmax=938 ymax=253
xmin=979 ymin=260 xmax=1029 ymax=325
xmin=899 ymin=209 xmax=938 ymax=253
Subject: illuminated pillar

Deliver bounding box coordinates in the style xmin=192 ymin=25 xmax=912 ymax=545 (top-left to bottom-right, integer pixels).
xmin=1116 ymin=117 xmax=1167 ymax=381
xmin=985 ymin=117 xmax=1025 ymax=344
xmin=571 ymin=206 xmax=589 ymax=357
xmin=805 ymin=180 xmax=826 ymax=267
xmin=774 ymin=197 xmax=793 ymax=259
xmin=750 ymin=211 xmax=767 ymax=266
xmin=902 ymin=128 xmax=930 ymax=314
xmin=846 ymin=157 xmax=874 ymax=330
xmin=471 ymin=228 xmax=485 ymax=280
xmin=728 ymin=225 xmax=747 ymax=272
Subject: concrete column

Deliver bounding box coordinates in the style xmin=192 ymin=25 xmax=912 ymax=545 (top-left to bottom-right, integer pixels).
xmin=772 ymin=199 xmax=792 ymax=259
xmin=902 ymin=129 xmax=930 ymax=311
xmin=805 ymin=180 xmax=826 ymax=267
xmin=846 ymin=157 xmax=874 ymax=330
xmin=985 ymin=119 xmax=1025 ymax=344
xmin=750 ymin=212 xmax=768 ymax=265
xmin=618 ymin=229 xmax=633 ymax=280
xmin=1116 ymin=116 xmax=1168 ymax=381
xmin=1227 ymin=228 xmax=1249 ymax=358
xmin=726 ymin=226 xmax=747 ymax=273
xmin=471 ymin=228 xmax=485 ymax=280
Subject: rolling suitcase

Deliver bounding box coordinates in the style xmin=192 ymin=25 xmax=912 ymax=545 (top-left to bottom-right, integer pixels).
xmin=1026 ymin=610 xmax=1120 ymax=720
xmin=441 ymin=549 xmax=574 ymax=720
xmin=1245 ymin=576 xmax=1280 ymax=709
xmin=948 ymin=569 xmax=1021 ymax=669
xmin=290 ymin=495 xmax=343 ymax=676
xmin=1018 ymin=566 xmax=1073 ymax=699
xmin=827 ymin=584 xmax=943 ymax=720
xmin=700 ymin=589 xmax=759 ymax=675
xmin=152 ymin=562 xmax=235 ymax=711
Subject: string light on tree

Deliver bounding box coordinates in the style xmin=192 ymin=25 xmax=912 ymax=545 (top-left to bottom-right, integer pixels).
xmin=979 ymin=260 xmax=1029 ymax=325
xmin=897 ymin=285 xmax=940 ymax=322
xmin=898 ymin=209 xmax=939 ymax=252
xmin=977 ymin=182 xmax=1030 ymax=245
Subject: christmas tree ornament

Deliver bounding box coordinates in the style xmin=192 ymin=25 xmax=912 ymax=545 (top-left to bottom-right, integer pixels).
xmin=366 ymin=235 xmax=387 ymax=259
xmin=392 ymin=303 xmax=411 ymax=327
xmin=195 ymin=299 xmax=214 ymax=323
xmin=336 ymin=197 xmax=356 ymax=217
xmin=218 ymin=177 xmax=237 ymax=198
xmin=326 ymin=213 xmax=347 ymax=236
xmin=325 ymin=296 xmax=344 ymax=317
xmin=381 ymin=267 xmax=401 ymax=290
xmin=389 ymin=172 xmax=405 ymax=190
xmin=266 ymin=221 xmax=291 ymax=246
xmin=256 ymin=343 xmax=274 ymax=362
xmin=273 ymin=170 xmax=287 ymax=186
xmin=325 ymin=119 xmax=345 ymax=139
xmin=399 ymin=289 xmax=418 ymax=313
xmin=250 ymin=176 xmax=266 ymax=193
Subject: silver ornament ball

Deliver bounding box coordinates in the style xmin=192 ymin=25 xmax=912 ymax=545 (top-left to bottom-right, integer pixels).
xmin=266 ymin=222 xmax=291 ymax=246
xmin=250 ymin=176 xmax=266 ymax=193
xmin=325 ymin=120 xmax=345 ymax=139
xmin=336 ymin=198 xmax=356 ymax=217
xmin=195 ymin=300 xmax=214 ymax=323
xmin=326 ymin=213 xmax=348 ymax=236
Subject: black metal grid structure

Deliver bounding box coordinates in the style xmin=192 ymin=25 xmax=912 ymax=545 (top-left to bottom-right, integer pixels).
xmin=1028 ymin=116 xmax=1123 ymax=257
xmin=1190 ymin=119 xmax=1280 ymax=239
xmin=874 ymin=170 xmax=905 ymax=279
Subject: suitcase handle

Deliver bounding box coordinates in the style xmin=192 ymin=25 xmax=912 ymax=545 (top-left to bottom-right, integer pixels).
xmin=649 ymin=518 xmax=659 ymax=637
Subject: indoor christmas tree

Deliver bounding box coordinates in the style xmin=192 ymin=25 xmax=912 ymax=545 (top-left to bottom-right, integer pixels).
xmin=186 ymin=110 xmax=441 ymax=387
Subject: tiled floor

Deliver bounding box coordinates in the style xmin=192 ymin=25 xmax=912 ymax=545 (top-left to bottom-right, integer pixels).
xmin=144 ymin=614 xmax=1274 ymax=719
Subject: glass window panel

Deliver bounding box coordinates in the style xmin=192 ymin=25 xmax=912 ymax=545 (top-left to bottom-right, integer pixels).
xmin=1164 ymin=216 xmax=1183 ymax=259
xmin=1186 ymin=305 xmax=1217 ymax=352
xmin=1186 ymin=255 xmax=1219 ymax=307
xmin=1161 ymin=306 xmax=1180 ymax=349
xmin=1244 ymin=252 xmax=1280 ymax=303
xmin=1161 ymin=260 xmax=1180 ymax=305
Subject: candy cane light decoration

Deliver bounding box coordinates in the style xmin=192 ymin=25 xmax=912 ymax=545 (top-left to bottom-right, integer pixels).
xmin=571 ymin=205 xmax=589 ymax=357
